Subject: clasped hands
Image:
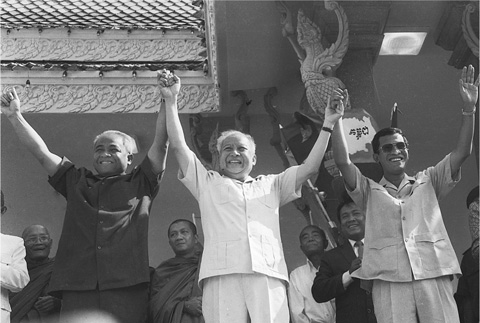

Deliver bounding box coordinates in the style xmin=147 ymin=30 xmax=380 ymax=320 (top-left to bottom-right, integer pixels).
xmin=157 ymin=69 xmax=180 ymax=99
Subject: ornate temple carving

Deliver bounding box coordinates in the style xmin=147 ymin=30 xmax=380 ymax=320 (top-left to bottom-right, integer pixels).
xmin=0 ymin=83 xmax=218 ymax=114
xmin=277 ymin=0 xmax=349 ymax=125
xmin=1 ymin=37 xmax=204 ymax=62
xmin=462 ymin=2 xmax=479 ymax=58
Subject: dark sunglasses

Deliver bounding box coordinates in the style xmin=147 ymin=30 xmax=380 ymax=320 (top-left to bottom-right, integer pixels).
xmin=379 ymin=142 xmax=408 ymax=153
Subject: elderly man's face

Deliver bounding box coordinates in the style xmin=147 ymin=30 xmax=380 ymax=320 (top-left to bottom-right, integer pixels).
xmin=23 ymin=225 xmax=52 ymax=262
xmin=299 ymin=226 xmax=326 ymax=258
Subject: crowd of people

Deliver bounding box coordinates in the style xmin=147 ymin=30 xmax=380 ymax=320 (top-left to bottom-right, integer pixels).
xmin=0 ymin=65 xmax=478 ymax=323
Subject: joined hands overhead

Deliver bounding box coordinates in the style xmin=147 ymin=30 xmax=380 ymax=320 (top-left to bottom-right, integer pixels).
xmin=157 ymin=69 xmax=180 ymax=99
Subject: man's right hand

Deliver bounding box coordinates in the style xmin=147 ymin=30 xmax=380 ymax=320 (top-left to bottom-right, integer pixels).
xmin=184 ymin=296 xmax=202 ymax=317
xmin=1 ymin=87 xmax=21 ymax=117
xmin=349 ymin=257 xmax=362 ymax=274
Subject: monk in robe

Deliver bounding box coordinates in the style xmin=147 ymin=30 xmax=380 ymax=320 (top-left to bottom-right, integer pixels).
xmin=149 ymin=219 xmax=204 ymax=323
xmin=10 ymin=225 xmax=61 ymax=323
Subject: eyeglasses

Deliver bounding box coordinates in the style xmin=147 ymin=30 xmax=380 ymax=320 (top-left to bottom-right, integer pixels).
xmin=379 ymin=142 xmax=408 ymax=153
xmin=24 ymin=236 xmax=50 ymax=245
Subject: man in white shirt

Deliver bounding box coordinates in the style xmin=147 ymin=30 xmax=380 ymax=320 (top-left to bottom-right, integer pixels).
xmin=1 ymin=191 xmax=30 ymax=323
xmin=288 ymin=225 xmax=335 ymax=323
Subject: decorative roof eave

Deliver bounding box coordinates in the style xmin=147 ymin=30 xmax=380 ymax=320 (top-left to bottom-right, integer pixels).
xmin=0 ymin=0 xmax=204 ymax=31
xmin=0 ymin=28 xmax=206 ymax=64
xmin=0 ymin=0 xmax=220 ymax=113
xmin=0 ymin=69 xmax=219 ymax=114
xmin=0 ymin=62 xmax=207 ymax=72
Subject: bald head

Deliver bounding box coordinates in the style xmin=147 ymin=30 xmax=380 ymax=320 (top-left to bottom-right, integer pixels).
xmin=22 ymin=224 xmax=50 ymax=239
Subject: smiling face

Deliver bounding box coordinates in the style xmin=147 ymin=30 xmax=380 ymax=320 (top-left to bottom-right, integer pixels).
xmin=93 ymin=133 xmax=132 ymax=176
xmin=374 ymin=133 xmax=409 ymax=176
xmin=168 ymin=221 xmax=198 ymax=258
xmin=23 ymin=225 xmax=52 ymax=263
xmin=339 ymin=203 xmax=365 ymax=241
xmin=218 ymin=133 xmax=256 ymax=181
xmin=299 ymin=226 xmax=327 ymax=258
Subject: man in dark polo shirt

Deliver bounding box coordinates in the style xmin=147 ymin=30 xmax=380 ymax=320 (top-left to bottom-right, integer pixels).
xmin=1 ymin=87 xmax=169 ymax=323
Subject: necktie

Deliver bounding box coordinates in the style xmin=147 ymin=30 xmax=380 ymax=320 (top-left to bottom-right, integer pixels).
xmin=355 ymin=240 xmax=364 ymax=258
xmin=354 ymin=240 xmax=372 ymax=292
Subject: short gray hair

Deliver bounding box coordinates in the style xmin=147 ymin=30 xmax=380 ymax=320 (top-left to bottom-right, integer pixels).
xmin=93 ymin=130 xmax=136 ymax=154
xmin=216 ymin=130 xmax=256 ymax=153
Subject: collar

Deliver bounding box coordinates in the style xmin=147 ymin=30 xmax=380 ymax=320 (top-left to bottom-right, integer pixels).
xmin=348 ymin=238 xmax=365 ymax=249
xmin=306 ymin=258 xmax=319 ymax=271
xmin=224 ymin=175 xmax=255 ymax=183
xmin=380 ymin=174 xmax=415 ymax=190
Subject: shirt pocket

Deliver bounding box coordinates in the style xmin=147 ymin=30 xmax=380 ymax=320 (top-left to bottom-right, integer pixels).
xmin=212 ymin=183 xmax=233 ymax=205
xmin=210 ymin=239 xmax=240 ymax=269
xmin=414 ymin=233 xmax=449 ymax=271
xmin=251 ymin=184 xmax=276 ymax=209
xmin=368 ymin=238 xmax=398 ymax=273
xmin=261 ymin=235 xmax=280 ymax=270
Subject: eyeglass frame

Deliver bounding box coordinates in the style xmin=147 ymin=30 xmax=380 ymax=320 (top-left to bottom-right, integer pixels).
xmin=378 ymin=142 xmax=408 ymax=153
xmin=24 ymin=235 xmax=51 ymax=245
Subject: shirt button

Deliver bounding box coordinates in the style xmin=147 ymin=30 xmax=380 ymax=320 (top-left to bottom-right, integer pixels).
xmin=402 ymin=216 xmax=406 ymax=220
xmin=97 ymin=246 xmax=102 ymax=250
xmin=367 ymin=309 xmax=372 ymax=313
xmin=99 ymin=221 xmax=104 ymax=224
xmin=405 ymin=238 xmax=408 ymax=243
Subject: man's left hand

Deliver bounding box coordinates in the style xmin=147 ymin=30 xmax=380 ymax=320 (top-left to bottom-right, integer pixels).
xmin=184 ymin=296 xmax=202 ymax=317
xmin=459 ymin=64 xmax=479 ymax=111
xmin=34 ymin=296 xmax=61 ymax=314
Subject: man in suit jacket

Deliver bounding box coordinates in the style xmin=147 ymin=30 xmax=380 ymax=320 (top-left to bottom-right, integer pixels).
xmin=312 ymin=194 xmax=376 ymax=323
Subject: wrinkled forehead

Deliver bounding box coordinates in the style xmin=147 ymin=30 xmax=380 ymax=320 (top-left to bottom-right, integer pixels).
xmin=340 ymin=202 xmax=363 ymax=216
xmin=300 ymin=226 xmax=322 ymax=237
xmin=94 ymin=134 xmax=126 ymax=148
xmin=222 ymin=133 xmax=254 ymax=150
xmin=23 ymin=225 xmax=49 ymax=238
xmin=168 ymin=221 xmax=192 ymax=234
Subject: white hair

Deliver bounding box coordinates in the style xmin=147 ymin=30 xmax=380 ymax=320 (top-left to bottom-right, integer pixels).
xmin=93 ymin=130 xmax=136 ymax=154
xmin=216 ymin=130 xmax=256 ymax=153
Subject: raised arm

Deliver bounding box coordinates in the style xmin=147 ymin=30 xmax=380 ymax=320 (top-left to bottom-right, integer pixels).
xmin=147 ymin=100 xmax=169 ymax=174
xmin=1 ymin=88 xmax=62 ymax=177
xmin=294 ymin=92 xmax=343 ymax=188
xmin=450 ymin=65 xmax=478 ymax=175
xmin=331 ymin=89 xmax=357 ymax=191
xmin=157 ymin=71 xmax=193 ymax=174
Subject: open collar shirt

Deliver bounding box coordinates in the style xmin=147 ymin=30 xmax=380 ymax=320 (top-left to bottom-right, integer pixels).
xmin=179 ymin=151 xmax=301 ymax=285
xmin=47 ymin=156 xmax=162 ymax=293
xmin=348 ymin=153 xmax=461 ymax=282
xmin=288 ymin=259 xmax=336 ymax=323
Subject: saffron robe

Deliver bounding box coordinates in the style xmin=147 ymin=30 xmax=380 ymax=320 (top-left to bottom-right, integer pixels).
xmin=149 ymin=255 xmax=204 ymax=323
xmin=10 ymin=258 xmax=59 ymax=323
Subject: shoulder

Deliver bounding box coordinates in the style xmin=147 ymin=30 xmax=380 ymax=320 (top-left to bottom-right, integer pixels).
xmin=290 ymin=263 xmax=308 ymax=279
xmin=1 ymin=234 xmax=24 ymax=253
xmin=1 ymin=234 xmax=23 ymax=245
xmin=323 ymin=244 xmax=347 ymax=259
